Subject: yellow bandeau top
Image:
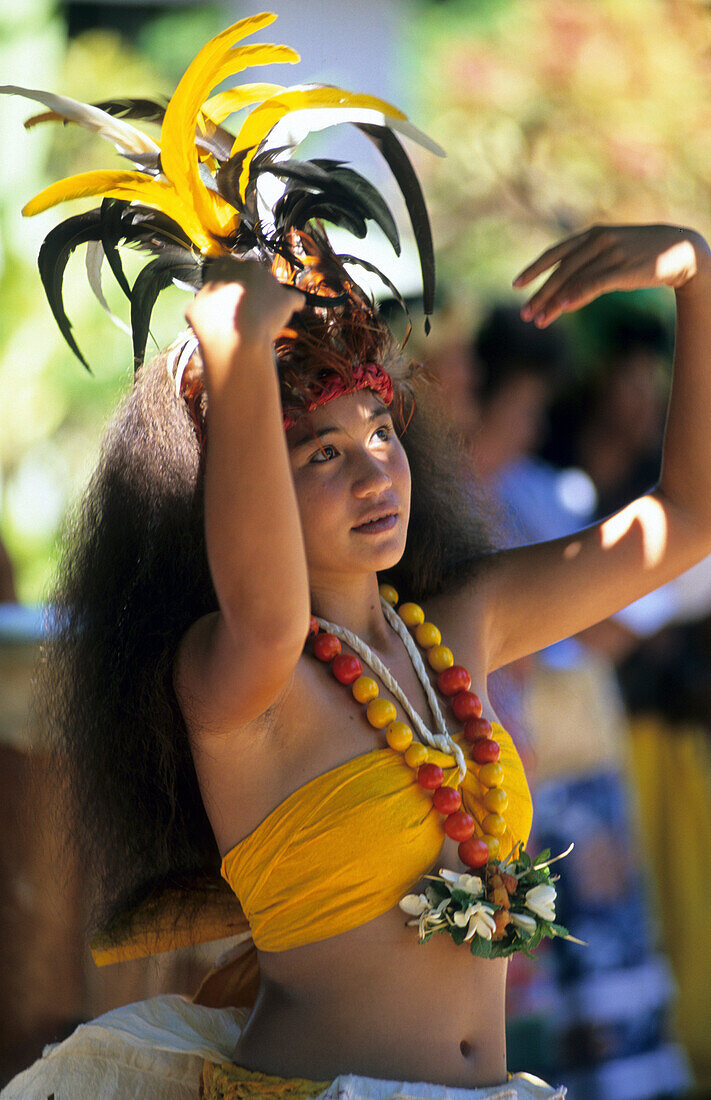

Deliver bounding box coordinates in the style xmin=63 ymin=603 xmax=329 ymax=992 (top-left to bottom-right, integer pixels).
xmin=221 ymin=723 xmax=533 ymax=953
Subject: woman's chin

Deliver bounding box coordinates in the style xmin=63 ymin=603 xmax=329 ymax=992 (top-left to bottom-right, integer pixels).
xmin=309 ymin=539 xmax=405 ymax=580
xmin=352 ymin=531 xmax=407 ymax=572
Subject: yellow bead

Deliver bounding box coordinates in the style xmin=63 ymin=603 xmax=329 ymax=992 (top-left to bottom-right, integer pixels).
xmin=415 ymin=621 xmax=442 ymax=648
xmin=398 ymin=602 xmax=425 ymax=627
xmin=483 ymin=787 xmax=508 ymax=813
xmin=479 ymin=762 xmax=504 ymax=788
xmin=483 ymin=812 xmax=506 ymax=836
xmin=379 ymin=583 xmax=399 ymax=606
xmin=352 ymin=676 xmax=379 ymax=703
xmin=366 ymin=698 xmax=397 ymax=729
xmin=404 ymin=743 xmax=428 ymax=769
xmin=427 ymin=645 xmax=454 ymax=672
xmin=386 ymin=721 xmax=413 ymax=752
xmin=482 ymin=835 xmax=500 ymax=858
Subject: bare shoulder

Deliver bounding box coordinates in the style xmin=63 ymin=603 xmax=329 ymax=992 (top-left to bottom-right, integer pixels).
xmin=416 ymin=573 xmax=493 ymax=680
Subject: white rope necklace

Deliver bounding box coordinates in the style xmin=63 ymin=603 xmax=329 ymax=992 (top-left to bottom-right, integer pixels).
xmin=315 ymin=596 xmax=468 ymax=783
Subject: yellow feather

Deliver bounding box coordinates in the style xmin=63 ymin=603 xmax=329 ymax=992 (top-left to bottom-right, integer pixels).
xmin=202 ymin=82 xmax=285 ymax=126
xmin=22 ymin=169 xmax=225 ymax=255
xmin=230 ymin=86 xmax=408 ymax=198
xmin=162 ymin=44 xmax=298 ymax=235
xmin=160 ymin=14 xmax=298 ymax=239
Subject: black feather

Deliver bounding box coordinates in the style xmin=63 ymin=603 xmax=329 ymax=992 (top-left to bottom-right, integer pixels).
xmin=273 ymin=188 xmax=368 ymax=239
xmin=131 ymin=256 xmax=199 ymax=370
xmin=119 ymin=151 xmax=161 ymax=174
xmin=123 ymin=206 xmax=194 ymax=256
xmin=311 ymin=162 xmax=400 ymax=255
xmin=100 ymin=199 xmax=132 ymax=301
xmin=195 ymin=118 xmax=239 ymax=163
xmin=337 ymin=252 xmax=412 ymax=342
xmin=93 ymin=97 xmax=168 ymax=124
xmin=215 ymin=147 xmax=257 ymax=217
xmin=249 ymin=156 xmax=400 ymax=257
xmin=355 ymin=124 xmax=435 ymax=319
xmin=37 ymin=209 xmax=109 ymax=370
xmin=255 ymin=157 xmax=333 ymax=191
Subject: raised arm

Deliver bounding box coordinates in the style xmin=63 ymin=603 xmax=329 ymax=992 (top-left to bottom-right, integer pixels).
xmin=174 ymin=262 xmax=309 ymax=732
xmin=480 ymin=224 xmax=711 ymax=672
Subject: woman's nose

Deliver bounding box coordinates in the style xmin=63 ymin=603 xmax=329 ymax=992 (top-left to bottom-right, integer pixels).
xmin=352 ymin=451 xmax=392 ymax=497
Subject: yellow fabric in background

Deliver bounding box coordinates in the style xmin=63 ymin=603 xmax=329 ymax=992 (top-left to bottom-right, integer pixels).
xmin=629 ymin=717 xmax=711 ymax=1091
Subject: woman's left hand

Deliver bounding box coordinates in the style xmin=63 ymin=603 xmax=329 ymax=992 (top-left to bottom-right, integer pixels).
xmin=514 ymin=224 xmax=711 ymax=327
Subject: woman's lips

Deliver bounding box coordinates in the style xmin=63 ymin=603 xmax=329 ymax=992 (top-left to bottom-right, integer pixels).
xmin=352 ymin=512 xmax=398 ymax=534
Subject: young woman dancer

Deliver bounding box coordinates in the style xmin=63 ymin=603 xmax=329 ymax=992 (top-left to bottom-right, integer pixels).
xmin=181 ymin=223 xmax=711 ymax=1100
xmin=3 ymin=15 xmax=711 ymax=1100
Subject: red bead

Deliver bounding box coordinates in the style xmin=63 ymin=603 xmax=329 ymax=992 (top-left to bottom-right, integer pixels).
xmin=417 ymin=763 xmax=444 ymax=790
xmin=436 ymin=665 xmax=471 ymax=696
xmin=308 ymin=615 xmax=320 ymax=637
xmin=451 ymin=690 xmax=483 ymax=722
xmin=458 ymin=837 xmax=490 ymax=869
xmin=463 ymin=716 xmax=493 ymax=742
xmin=313 ymin=633 xmax=341 ymax=662
xmin=472 ymin=738 xmax=500 ymax=764
xmin=432 ymin=786 xmax=462 ymax=814
xmin=331 ymin=653 xmax=363 ymax=684
xmin=444 ymin=810 xmax=476 ymax=841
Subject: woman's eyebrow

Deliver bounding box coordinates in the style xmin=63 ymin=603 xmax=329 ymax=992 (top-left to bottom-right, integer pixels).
xmin=289 ymin=407 xmax=390 ymax=449
xmin=289 ymin=424 xmax=339 ymax=449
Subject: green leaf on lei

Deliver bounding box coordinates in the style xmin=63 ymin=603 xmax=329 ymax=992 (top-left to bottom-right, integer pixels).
xmin=451 ymin=923 xmax=468 ymax=946
xmin=468 ymin=934 xmax=493 ymax=959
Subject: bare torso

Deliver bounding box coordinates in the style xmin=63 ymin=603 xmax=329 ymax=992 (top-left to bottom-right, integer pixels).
xmin=189 ymin=586 xmax=512 ymax=1087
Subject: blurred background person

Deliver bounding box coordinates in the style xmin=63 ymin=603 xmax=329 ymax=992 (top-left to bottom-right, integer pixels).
xmin=542 ymin=309 xmax=670 ymax=522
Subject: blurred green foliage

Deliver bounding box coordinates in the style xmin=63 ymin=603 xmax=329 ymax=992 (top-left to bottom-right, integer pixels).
xmin=0 ymin=1 xmax=225 ymax=602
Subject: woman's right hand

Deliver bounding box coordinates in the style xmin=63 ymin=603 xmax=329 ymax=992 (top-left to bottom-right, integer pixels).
xmin=185 ymin=259 xmax=302 ymax=373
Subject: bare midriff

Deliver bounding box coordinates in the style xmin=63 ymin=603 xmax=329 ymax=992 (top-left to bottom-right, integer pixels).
xmin=232 ymin=899 xmax=508 ymax=1087
xmin=192 ymin=597 xmax=511 ymax=1088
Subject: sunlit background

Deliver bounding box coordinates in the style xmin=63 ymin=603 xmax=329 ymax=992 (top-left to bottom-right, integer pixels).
xmin=6 ymin=0 xmax=711 ymax=600
xmin=2 ymin=2 xmax=711 ymax=1097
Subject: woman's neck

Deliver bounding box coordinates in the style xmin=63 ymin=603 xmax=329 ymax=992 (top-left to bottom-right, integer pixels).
xmin=309 ymin=574 xmax=393 ymax=651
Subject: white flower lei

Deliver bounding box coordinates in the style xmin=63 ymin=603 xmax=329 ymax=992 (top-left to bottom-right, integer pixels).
xmin=400 ymin=844 xmax=585 ymax=959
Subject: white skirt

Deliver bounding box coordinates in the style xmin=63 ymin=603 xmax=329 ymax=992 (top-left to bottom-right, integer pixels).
xmin=0 ymin=995 xmax=566 ymax=1100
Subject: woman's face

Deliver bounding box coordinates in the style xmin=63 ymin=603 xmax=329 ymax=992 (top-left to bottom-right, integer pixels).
xmin=287 ymin=390 xmax=411 ymax=581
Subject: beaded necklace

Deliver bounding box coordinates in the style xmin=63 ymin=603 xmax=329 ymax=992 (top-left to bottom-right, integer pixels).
xmin=309 ymin=583 xmax=508 ymax=871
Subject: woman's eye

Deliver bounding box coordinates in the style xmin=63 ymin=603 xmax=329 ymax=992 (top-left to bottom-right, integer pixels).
xmin=310 ymin=444 xmax=339 ymax=464
xmin=373 ymin=424 xmax=393 ymax=443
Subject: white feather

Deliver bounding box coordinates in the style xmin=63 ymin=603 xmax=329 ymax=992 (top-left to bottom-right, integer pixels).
xmin=0 ymin=85 xmax=160 ymax=160
xmin=261 ymin=106 xmax=446 ymax=159
xmin=85 ymin=241 xmax=131 ymax=335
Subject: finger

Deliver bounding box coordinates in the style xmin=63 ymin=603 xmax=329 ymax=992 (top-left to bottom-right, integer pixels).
xmin=521 ymin=233 xmax=615 ymax=320
xmin=529 ymin=259 xmax=630 ymax=327
xmin=512 ymin=228 xmax=595 ymax=287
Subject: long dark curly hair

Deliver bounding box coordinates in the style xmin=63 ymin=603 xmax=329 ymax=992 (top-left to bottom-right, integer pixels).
xmin=39 ymin=300 xmax=494 ymax=945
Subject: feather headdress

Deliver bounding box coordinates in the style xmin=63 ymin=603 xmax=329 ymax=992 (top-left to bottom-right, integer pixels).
xmin=1 ymin=11 xmax=443 ymax=371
